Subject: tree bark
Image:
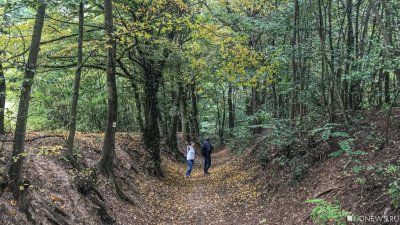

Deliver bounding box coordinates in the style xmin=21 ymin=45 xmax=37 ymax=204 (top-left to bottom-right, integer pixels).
xmin=66 ymin=2 xmax=84 ymax=166
xmin=179 ymin=82 xmax=189 ymax=141
xmin=290 ymin=0 xmax=299 ymax=123
xmin=228 ymin=84 xmax=234 ymax=134
xmin=384 ymin=71 xmax=390 ymax=104
xmin=143 ymin=67 xmax=162 ymax=176
xmin=0 ymin=63 xmax=6 ymax=134
xmin=190 ymin=76 xmax=199 ymax=139
xmin=97 ymin=0 xmax=118 ymax=176
xmin=167 ymin=78 xmax=179 ymax=157
xmin=8 ymin=3 xmax=46 ymax=215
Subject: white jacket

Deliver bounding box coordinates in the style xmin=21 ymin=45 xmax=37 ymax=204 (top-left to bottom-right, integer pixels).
xmin=186 ymin=146 xmax=195 ymax=160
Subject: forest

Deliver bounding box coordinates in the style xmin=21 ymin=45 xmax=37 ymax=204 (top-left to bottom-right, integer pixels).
xmin=0 ymin=0 xmax=400 ymax=224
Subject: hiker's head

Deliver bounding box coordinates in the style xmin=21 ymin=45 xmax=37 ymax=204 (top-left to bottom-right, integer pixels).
xmin=190 ymin=141 xmax=195 ymax=146
xmin=206 ymin=137 xmax=210 ymax=141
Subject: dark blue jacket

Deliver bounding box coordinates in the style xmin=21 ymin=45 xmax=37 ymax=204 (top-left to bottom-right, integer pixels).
xmin=201 ymin=140 xmax=214 ymax=156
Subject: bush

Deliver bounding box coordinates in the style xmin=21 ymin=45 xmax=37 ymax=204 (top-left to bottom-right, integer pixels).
xmin=290 ymin=158 xmax=307 ymax=181
xmin=306 ymin=199 xmax=352 ymax=225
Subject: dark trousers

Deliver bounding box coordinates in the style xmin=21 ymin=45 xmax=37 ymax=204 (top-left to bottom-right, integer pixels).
xmin=204 ymin=154 xmax=211 ymax=173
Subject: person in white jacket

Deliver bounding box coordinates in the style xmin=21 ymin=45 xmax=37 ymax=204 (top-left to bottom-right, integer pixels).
xmin=185 ymin=141 xmax=195 ymax=178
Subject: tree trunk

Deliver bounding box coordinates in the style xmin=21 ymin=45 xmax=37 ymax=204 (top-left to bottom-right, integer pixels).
xmin=143 ymin=67 xmax=162 ymax=176
xmin=228 ymin=84 xmax=234 ymax=135
xmin=0 ymin=62 xmax=6 ymax=134
xmin=179 ymin=82 xmax=189 ymax=141
xmin=8 ymin=3 xmax=46 ymax=216
xmin=97 ymin=0 xmax=118 ymax=176
xmin=167 ymin=80 xmax=180 ymax=157
xmin=219 ymin=92 xmax=226 ymax=144
xmin=66 ymin=2 xmax=84 ymax=166
xmin=290 ymin=0 xmax=299 ymax=123
xmin=384 ymin=71 xmax=390 ymax=104
xmin=131 ymin=81 xmax=144 ymax=132
xmin=190 ymin=76 xmax=199 ymax=140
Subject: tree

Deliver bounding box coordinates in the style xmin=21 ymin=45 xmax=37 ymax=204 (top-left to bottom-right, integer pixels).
xmin=97 ymin=0 xmax=117 ymax=176
xmin=7 ymin=2 xmax=46 ymax=218
xmin=65 ymin=1 xmax=84 ymax=167
xmin=0 ymin=62 xmax=5 ymax=134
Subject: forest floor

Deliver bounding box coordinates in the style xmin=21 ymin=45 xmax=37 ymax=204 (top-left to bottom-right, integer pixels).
xmin=146 ymin=146 xmax=263 ymax=224
xmin=1 ymin=109 xmax=400 ymax=224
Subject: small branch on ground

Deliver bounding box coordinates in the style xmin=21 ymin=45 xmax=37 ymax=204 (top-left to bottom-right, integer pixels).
xmin=313 ymin=186 xmax=340 ymax=198
xmin=1 ymin=135 xmax=65 ymax=143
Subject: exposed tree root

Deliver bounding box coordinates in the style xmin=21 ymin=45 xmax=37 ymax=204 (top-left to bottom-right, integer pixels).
xmin=1 ymin=135 xmax=65 ymax=143
xmin=313 ymin=186 xmax=340 ymax=198
xmin=113 ymin=175 xmax=135 ymax=205
xmin=10 ymin=179 xmax=36 ymax=224
xmin=75 ymin=172 xmax=114 ymax=224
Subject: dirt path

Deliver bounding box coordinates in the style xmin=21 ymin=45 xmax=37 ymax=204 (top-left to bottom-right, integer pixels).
xmin=148 ymin=147 xmax=262 ymax=224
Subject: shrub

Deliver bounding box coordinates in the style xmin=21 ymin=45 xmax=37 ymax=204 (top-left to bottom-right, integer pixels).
xmin=290 ymin=158 xmax=307 ymax=181
xmin=306 ymin=199 xmax=352 ymax=225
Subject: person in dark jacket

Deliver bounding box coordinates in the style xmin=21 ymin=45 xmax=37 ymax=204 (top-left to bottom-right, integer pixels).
xmin=201 ymin=137 xmax=214 ymax=175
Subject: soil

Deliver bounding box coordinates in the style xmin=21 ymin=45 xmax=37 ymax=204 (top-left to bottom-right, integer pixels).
xmin=0 ymin=109 xmax=400 ymax=224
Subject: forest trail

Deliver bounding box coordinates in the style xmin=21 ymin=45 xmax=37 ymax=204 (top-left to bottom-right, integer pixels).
xmin=148 ymin=146 xmax=262 ymax=224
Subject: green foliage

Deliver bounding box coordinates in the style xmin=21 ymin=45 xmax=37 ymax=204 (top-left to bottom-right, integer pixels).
xmin=12 ymin=152 xmax=28 ymax=162
xmin=311 ymin=123 xmax=340 ymax=141
xmin=351 ymin=165 xmax=363 ymax=173
xmin=306 ymin=199 xmax=352 ymax=225
xmin=256 ymin=147 xmax=269 ymax=167
xmin=355 ymin=177 xmax=366 ymax=185
xmin=383 ymin=164 xmax=400 ymax=208
xmin=273 ymin=155 xmax=289 ymax=167
xmin=312 ymin=124 xmax=367 ymax=168
xmin=388 ymin=181 xmax=400 ymax=208
xmin=329 ymin=137 xmax=367 ymax=160
xmin=290 ymin=158 xmax=307 ymax=181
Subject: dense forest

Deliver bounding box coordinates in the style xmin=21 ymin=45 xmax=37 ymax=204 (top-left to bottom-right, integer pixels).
xmin=0 ymin=0 xmax=400 ymax=224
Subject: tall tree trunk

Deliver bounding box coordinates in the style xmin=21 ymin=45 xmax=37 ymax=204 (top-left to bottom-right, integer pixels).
xmin=66 ymin=2 xmax=84 ymax=166
xmin=370 ymin=0 xmax=400 ymax=86
xmin=8 ymin=3 xmax=46 ymax=216
xmin=167 ymin=79 xmax=180 ymax=157
xmin=143 ymin=66 xmax=162 ymax=176
xmin=179 ymin=82 xmax=189 ymax=141
xmin=384 ymin=71 xmax=390 ymax=104
xmin=0 ymin=62 xmax=6 ymax=134
xmin=97 ymin=0 xmax=118 ymax=176
xmin=219 ymin=92 xmax=226 ymax=145
xmin=131 ymin=80 xmax=144 ymax=132
xmin=190 ymin=76 xmax=199 ymax=140
xmin=228 ymin=84 xmax=234 ymax=135
xmin=160 ymin=77 xmax=169 ymax=137
xmin=290 ymin=0 xmax=299 ymax=123
xmin=327 ymin=0 xmax=349 ymax=124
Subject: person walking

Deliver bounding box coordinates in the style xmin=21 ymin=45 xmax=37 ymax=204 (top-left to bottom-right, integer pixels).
xmin=201 ymin=137 xmax=214 ymax=175
xmin=185 ymin=141 xmax=195 ymax=178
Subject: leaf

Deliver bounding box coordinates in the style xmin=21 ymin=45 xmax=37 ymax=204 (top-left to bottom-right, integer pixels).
xmin=19 ymin=185 xmax=24 ymax=191
xmin=351 ymin=166 xmax=363 ymax=173
xmin=259 ymin=218 xmax=267 ymax=224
